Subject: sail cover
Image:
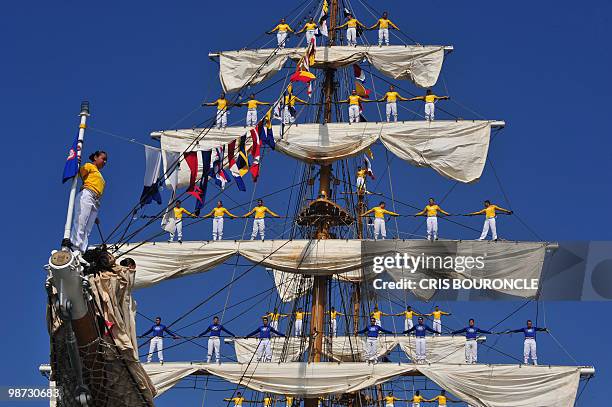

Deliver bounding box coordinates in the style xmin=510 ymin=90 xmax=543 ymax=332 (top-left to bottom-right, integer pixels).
xmin=152 ymin=120 xmax=496 ymax=184
xmin=216 ymin=46 xmax=446 ymax=92
xmin=143 ymin=362 xmax=582 ymax=406
xmin=233 ymin=338 xmax=304 ymax=363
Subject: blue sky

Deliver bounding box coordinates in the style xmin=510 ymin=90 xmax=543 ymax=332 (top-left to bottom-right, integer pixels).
xmin=2 ymin=0 xmax=611 ymax=405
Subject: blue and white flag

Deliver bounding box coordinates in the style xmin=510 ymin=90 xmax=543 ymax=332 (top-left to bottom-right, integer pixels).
xmin=139 ymin=145 xmax=163 ymax=206
xmin=62 ymin=133 xmax=79 ymax=183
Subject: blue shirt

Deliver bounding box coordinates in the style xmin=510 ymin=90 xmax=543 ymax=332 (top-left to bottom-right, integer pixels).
xmin=452 ymin=326 xmax=491 ymax=340
xmin=141 ymin=324 xmax=176 ymax=338
xmin=358 ymin=324 xmax=392 ymax=338
xmin=199 ymin=323 xmax=236 ymax=337
xmin=509 ymin=326 xmax=546 ymax=339
xmin=404 ymin=323 xmax=437 ymax=337
xmin=246 ymin=325 xmax=285 ymax=339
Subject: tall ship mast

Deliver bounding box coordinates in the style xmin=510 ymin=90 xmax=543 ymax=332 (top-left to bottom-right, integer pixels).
xmin=43 ymin=1 xmax=595 ymax=406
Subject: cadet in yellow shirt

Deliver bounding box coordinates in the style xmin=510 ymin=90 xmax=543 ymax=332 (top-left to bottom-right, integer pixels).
xmin=204 ymin=200 xmax=237 ymax=240
xmin=336 ymin=13 xmax=366 ymax=46
xmin=369 ymin=12 xmax=399 ymax=46
xmin=168 ymin=200 xmax=195 ymax=243
xmin=294 ymin=307 xmax=310 ymax=336
xmin=203 ymin=93 xmax=231 ymax=128
xmin=269 ymin=18 xmax=295 ymax=48
xmin=426 ymin=305 xmax=451 ymax=334
xmin=297 ymin=17 xmax=318 ymax=45
xmin=384 ymin=392 xmax=403 ymax=407
xmin=263 ymin=307 xmax=288 ymax=331
xmin=339 ymin=89 xmax=373 ymax=123
xmin=283 ymin=92 xmax=307 ymax=124
xmin=281 ymin=396 xmax=294 ymax=407
xmin=224 ymin=392 xmax=246 ymax=406
xmin=409 ymin=89 xmax=449 ymax=121
xmin=239 ymin=94 xmax=270 ymax=126
xmin=356 ymin=166 xmax=368 ymax=192
xmin=327 ymin=306 xmax=344 ymax=337
xmin=361 ymin=201 xmax=399 ymax=240
xmin=410 ymin=391 xmax=425 ymax=407
xmin=396 ymin=305 xmax=421 ymax=332
xmin=427 ymin=390 xmax=458 ymax=406
xmin=243 ymin=199 xmax=280 ymax=240
xmin=71 ymin=150 xmax=108 ymax=254
xmin=369 ymin=305 xmax=389 ymax=327
xmin=378 ymin=85 xmax=409 ymax=122
xmin=466 ymin=200 xmax=513 ymax=241
xmin=415 ymin=198 xmax=451 ymax=241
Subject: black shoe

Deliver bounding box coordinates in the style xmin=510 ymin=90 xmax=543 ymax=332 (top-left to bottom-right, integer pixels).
xmin=178 ymin=239 xmax=183 ymax=244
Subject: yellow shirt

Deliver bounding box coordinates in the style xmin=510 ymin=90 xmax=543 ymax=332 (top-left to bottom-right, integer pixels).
xmin=263 ymin=397 xmax=272 ymax=406
xmin=371 ymin=310 xmax=383 ymax=320
xmin=367 ymin=207 xmax=398 ymax=219
xmin=357 ymin=169 xmax=367 ymax=178
xmin=412 ymin=395 xmax=425 ymax=403
xmin=303 ymin=22 xmax=317 ymax=30
xmin=173 ymin=207 xmax=193 ymax=220
xmin=285 ymin=397 xmax=293 ymax=406
xmin=425 ymin=204 xmax=442 ymax=217
xmin=215 ymin=98 xmax=228 ymax=110
xmin=210 ymin=207 xmax=235 ymax=218
xmin=484 ymin=205 xmax=501 ymax=218
xmin=275 ymin=23 xmax=291 ymax=32
xmin=247 ymin=100 xmax=264 ymax=109
xmin=330 ymin=310 xmax=341 ymax=319
xmin=80 ymin=162 xmax=105 ymax=197
xmin=284 ymin=95 xmax=303 ymax=106
xmin=266 ymin=312 xmax=284 ymax=321
xmin=401 ymin=310 xmax=416 ymax=319
xmin=247 ymin=206 xmax=278 ymax=219
xmin=431 ymin=395 xmax=447 ymax=406
xmin=385 ymin=91 xmax=400 ymax=103
xmin=346 ymin=18 xmax=359 ymax=28
xmin=432 ymin=310 xmax=447 ymax=319
xmin=348 ymin=95 xmax=362 ymax=105
xmin=377 ymin=18 xmax=394 ymax=29
xmin=230 ymin=397 xmax=245 ymax=406
xmin=296 ymin=311 xmax=306 ymax=320
xmin=384 ymin=396 xmax=399 ymax=404
xmin=424 ymin=94 xmax=438 ymax=103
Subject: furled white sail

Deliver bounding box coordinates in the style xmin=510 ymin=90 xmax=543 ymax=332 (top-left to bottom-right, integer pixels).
xmin=324 ymin=335 xmax=398 ymax=362
xmin=125 ymin=240 xmax=549 ymax=300
xmin=233 ymin=338 xmax=304 ymax=363
xmin=152 ymin=120 xmax=498 ymax=184
xmin=396 ymin=336 xmax=470 ymax=364
xmin=214 ymin=46 xmax=447 ymax=93
xmin=143 ymin=362 xmax=584 ymax=406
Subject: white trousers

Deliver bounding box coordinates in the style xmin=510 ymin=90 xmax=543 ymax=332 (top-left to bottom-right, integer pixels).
xmin=207 ymin=336 xmax=221 ymax=363
xmin=305 ymin=30 xmax=316 ymax=45
xmin=433 ymin=319 xmax=442 ymax=334
xmin=212 ymin=217 xmax=224 ymax=240
xmin=330 ymin=319 xmax=337 ymax=337
xmin=524 ymin=338 xmax=537 ymax=364
xmin=378 ymin=28 xmax=389 ymax=45
xmin=465 ymin=339 xmax=478 ymax=364
xmin=375 ymin=318 xmax=381 ymax=328
xmin=277 ymin=31 xmax=288 ymax=48
xmin=294 ymin=320 xmax=303 ymax=336
xmin=373 ymin=218 xmax=386 ymax=240
xmin=386 ymin=102 xmax=397 ymax=122
xmin=404 ymin=319 xmax=414 ymax=333
xmin=71 ymin=188 xmax=100 ymax=253
xmin=479 ymin=217 xmax=497 ymax=240
xmin=147 ymin=337 xmax=163 ymax=362
xmin=365 ymin=337 xmax=378 ymax=362
xmin=356 ymin=176 xmax=365 ymax=191
xmin=256 ymin=338 xmax=272 ymax=362
xmin=415 ymin=337 xmax=427 ymax=362
xmin=426 ymin=217 xmax=438 ymax=240
xmin=283 ymin=106 xmax=295 ymax=124
xmin=246 ymin=109 xmax=258 ymax=126
xmin=348 ymin=105 xmax=360 ymax=123
xmin=347 ymin=27 xmax=357 ymax=46
xmin=216 ymin=110 xmax=228 ymax=128
xmin=270 ymin=320 xmax=279 ymax=331
xmin=169 ymin=219 xmax=182 ymax=241
xmin=425 ymin=102 xmax=435 ymax=121
xmin=251 ymin=218 xmax=265 ymax=240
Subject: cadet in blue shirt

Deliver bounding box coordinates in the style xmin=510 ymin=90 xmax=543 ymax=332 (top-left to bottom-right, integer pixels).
xmin=504 ymin=319 xmax=548 ymax=365
xmin=246 ymin=317 xmax=285 ymax=362
xmin=357 ymin=317 xmax=394 ymax=363
xmin=139 ymin=317 xmax=179 ymax=364
xmin=451 ymin=319 xmax=492 ymax=364
xmin=198 ymin=316 xmax=236 ymax=364
xmin=403 ymin=317 xmax=437 ymax=363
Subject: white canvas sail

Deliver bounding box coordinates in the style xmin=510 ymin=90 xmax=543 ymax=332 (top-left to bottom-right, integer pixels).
xmin=214 ymin=46 xmax=447 ymax=92
xmin=233 ymin=338 xmax=304 ymax=363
